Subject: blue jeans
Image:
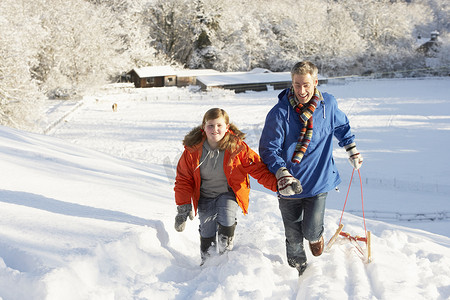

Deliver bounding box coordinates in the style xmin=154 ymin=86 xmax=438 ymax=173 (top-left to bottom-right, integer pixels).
xmin=198 ymin=191 xmax=239 ymax=238
xmin=278 ymin=192 xmax=327 ymax=267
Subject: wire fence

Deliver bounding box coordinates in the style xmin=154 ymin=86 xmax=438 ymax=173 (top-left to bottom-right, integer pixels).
xmin=344 ymin=210 xmax=450 ymax=222
xmin=341 ymin=175 xmax=450 ymax=195
xmin=326 ymin=65 xmax=450 ymax=82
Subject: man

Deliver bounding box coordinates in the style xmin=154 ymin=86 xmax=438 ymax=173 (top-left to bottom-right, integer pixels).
xmin=259 ymin=61 xmax=363 ymax=276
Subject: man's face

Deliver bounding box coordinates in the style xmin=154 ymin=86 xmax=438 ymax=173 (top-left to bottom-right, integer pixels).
xmin=292 ymin=73 xmax=318 ymax=104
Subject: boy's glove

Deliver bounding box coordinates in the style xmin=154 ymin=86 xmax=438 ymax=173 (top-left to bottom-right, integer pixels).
xmin=276 ymin=167 xmax=303 ymax=196
xmin=345 ymin=142 xmax=363 ymax=170
xmin=174 ymin=203 xmax=194 ymax=232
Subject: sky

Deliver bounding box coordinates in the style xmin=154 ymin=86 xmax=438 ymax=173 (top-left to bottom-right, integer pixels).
xmin=0 ymin=76 xmax=449 ymax=299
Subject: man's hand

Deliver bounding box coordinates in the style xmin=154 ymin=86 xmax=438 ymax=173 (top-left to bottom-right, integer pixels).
xmin=174 ymin=203 xmax=194 ymax=232
xmin=345 ymin=142 xmax=363 ymax=170
xmin=276 ymin=167 xmax=303 ymax=196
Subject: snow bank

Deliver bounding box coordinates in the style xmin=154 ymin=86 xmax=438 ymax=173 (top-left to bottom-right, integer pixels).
xmin=0 ymin=77 xmax=449 ymax=299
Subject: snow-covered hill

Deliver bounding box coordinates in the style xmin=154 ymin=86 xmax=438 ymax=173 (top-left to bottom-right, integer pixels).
xmin=1 ymin=78 xmax=449 ymax=299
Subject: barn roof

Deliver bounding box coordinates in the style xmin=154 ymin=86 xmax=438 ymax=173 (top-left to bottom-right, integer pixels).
xmin=131 ymin=66 xmax=177 ymax=78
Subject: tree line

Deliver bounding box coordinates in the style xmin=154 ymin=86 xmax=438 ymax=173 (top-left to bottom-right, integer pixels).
xmin=0 ymin=0 xmax=448 ymax=130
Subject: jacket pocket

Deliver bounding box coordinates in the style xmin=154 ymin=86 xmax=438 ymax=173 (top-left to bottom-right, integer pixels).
xmin=305 ymin=121 xmax=332 ymax=154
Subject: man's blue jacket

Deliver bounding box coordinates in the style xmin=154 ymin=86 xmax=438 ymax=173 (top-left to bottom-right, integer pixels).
xmin=259 ymin=88 xmax=355 ymax=198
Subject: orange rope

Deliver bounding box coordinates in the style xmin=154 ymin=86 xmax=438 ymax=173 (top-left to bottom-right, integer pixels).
xmin=338 ymin=169 xmax=354 ymax=226
xmin=338 ymin=169 xmax=368 ymax=239
xmin=357 ymin=169 xmax=368 ymax=237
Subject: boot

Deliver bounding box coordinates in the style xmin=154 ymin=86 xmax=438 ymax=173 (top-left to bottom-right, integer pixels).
xmin=288 ymin=258 xmax=308 ymax=276
xmin=309 ymin=236 xmax=324 ymax=257
xmin=296 ymin=262 xmax=308 ymax=276
xmin=218 ymin=222 xmax=237 ymax=254
xmin=200 ymin=236 xmax=216 ymax=266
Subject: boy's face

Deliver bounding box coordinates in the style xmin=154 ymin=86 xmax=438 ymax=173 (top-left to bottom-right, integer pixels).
xmin=292 ymin=73 xmax=318 ymax=104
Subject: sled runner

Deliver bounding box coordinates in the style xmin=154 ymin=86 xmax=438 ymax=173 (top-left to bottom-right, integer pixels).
xmin=325 ymin=169 xmax=372 ymax=263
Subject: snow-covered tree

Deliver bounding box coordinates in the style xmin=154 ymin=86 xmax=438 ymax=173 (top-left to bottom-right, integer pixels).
xmin=0 ymin=0 xmax=45 ymax=130
xmin=143 ymin=0 xmax=198 ymax=66
xmin=204 ymin=0 xmax=265 ymax=71
xmin=35 ymin=0 xmax=127 ymax=95
xmin=414 ymin=0 xmax=450 ymax=34
xmin=86 ymin=0 xmax=169 ymax=69
xmin=339 ymin=0 xmax=431 ymax=74
xmin=188 ymin=0 xmax=222 ymax=69
xmin=313 ymin=1 xmax=367 ymax=76
xmin=1 ymin=0 xmax=449 ymax=131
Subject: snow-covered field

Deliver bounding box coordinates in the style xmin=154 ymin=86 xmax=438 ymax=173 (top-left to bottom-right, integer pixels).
xmin=1 ymin=77 xmax=449 ymax=299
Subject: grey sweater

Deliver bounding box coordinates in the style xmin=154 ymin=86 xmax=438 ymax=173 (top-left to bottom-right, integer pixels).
xmin=199 ymin=141 xmax=229 ymax=198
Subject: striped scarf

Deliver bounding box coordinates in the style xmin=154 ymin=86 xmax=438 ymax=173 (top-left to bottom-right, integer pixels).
xmin=288 ymin=86 xmax=323 ymax=164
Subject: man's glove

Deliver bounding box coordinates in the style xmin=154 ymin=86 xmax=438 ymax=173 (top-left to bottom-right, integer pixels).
xmin=276 ymin=167 xmax=303 ymax=196
xmin=345 ymin=142 xmax=363 ymax=170
xmin=174 ymin=203 xmax=194 ymax=232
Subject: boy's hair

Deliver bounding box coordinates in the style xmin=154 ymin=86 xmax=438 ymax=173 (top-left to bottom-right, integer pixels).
xmin=183 ymin=108 xmax=245 ymax=151
xmin=291 ymin=61 xmax=318 ymax=79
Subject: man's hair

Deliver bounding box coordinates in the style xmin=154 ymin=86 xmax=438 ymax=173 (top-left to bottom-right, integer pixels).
xmin=291 ymin=61 xmax=318 ymax=79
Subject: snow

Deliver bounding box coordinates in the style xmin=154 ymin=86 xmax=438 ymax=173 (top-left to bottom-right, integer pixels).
xmin=1 ymin=77 xmax=450 ymax=299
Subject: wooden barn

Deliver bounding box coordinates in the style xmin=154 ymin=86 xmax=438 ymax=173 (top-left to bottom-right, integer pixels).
xmin=128 ymin=66 xmax=177 ymax=88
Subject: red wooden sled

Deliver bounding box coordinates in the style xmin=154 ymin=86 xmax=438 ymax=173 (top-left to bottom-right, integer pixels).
xmin=325 ymin=169 xmax=372 ymax=263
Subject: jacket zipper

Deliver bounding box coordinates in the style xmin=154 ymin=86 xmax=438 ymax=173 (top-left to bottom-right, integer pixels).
xmin=321 ymin=101 xmax=326 ymax=119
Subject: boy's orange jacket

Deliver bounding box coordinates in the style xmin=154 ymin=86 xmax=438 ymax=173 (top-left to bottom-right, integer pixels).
xmin=174 ymin=139 xmax=277 ymax=215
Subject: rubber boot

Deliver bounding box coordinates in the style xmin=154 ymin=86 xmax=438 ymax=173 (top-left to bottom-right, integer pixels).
xmin=218 ymin=222 xmax=237 ymax=254
xmin=200 ymin=236 xmax=216 ymax=266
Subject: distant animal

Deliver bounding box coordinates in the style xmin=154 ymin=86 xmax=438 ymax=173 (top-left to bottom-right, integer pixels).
xmin=112 ymin=103 xmax=118 ymax=112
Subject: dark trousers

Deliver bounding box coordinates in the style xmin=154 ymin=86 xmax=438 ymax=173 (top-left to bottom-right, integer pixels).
xmin=278 ymin=192 xmax=327 ymax=266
